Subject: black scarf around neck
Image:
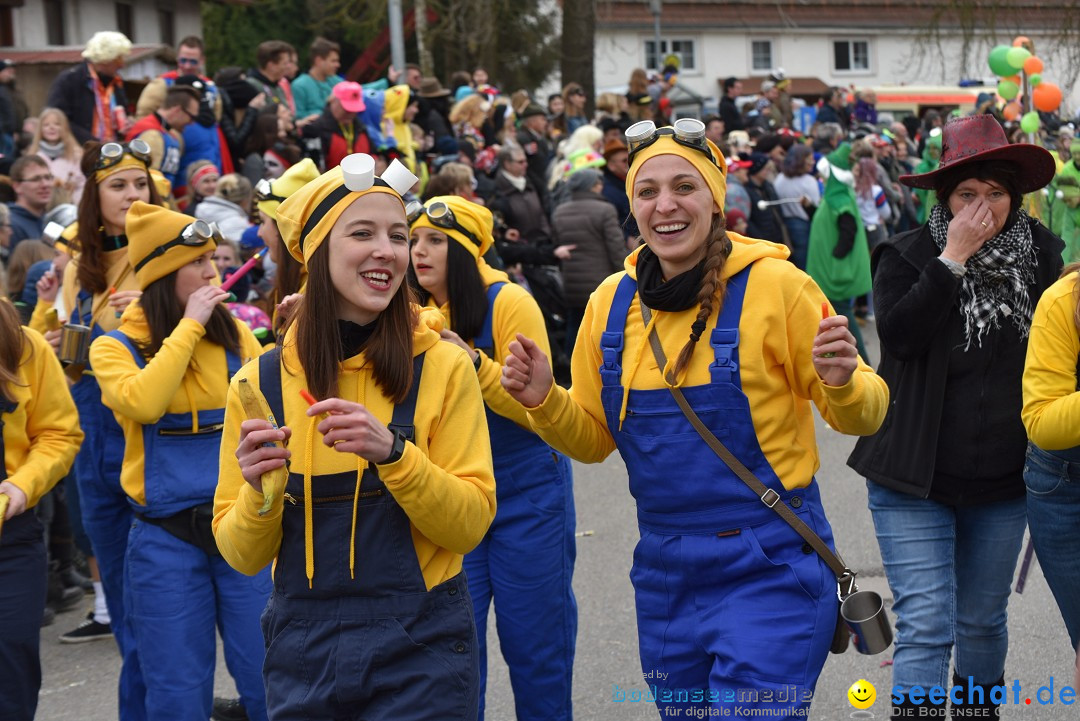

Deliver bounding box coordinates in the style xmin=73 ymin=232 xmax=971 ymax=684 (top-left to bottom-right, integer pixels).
xmin=338 ymin=318 xmax=377 ymax=360
xmin=636 ymin=246 xmax=704 ymax=312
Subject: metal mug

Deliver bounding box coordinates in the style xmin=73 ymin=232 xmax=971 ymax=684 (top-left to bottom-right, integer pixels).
xmin=841 ymin=589 xmax=893 ymax=655
xmin=58 ymin=324 xmax=92 ymax=366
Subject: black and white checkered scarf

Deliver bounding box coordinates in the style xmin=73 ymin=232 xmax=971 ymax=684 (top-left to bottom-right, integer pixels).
xmin=928 ymin=203 xmax=1037 ymax=350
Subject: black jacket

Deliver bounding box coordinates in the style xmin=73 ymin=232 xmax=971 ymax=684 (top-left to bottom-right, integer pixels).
xmin=719 ymin=95 xmax=744 ymax=133
xmin=847 ymin=219 xmax=1064 ymax=504
xmin=745 ymin=178 xmax=787 ymax=245
xmin=46 ymin=62 xmax=129 ymax=144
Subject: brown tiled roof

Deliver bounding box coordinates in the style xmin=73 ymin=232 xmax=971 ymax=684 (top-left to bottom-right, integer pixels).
xmin=740 ymin=76 xmax=829 ymax=96
xmin=597 ymin=1 xmax=1071 ymax=31
xmin=0 ymin=45 xmax=167 ymax=65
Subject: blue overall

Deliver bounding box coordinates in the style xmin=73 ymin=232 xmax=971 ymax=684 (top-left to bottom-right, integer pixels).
xmin=69 ymin=291 xmax=147 ymax=721
xmin=600 ymin=270 xmax=838 ymax=718
xmin=0 ymin=400 xmax=48 ymax=721
xmin=257 ymin=349 xmax=480 ymax=721
xmin=461 ymin=283 xmax=577 ymax=721
xmin=106 ymin=332 xmax=270 ymax=721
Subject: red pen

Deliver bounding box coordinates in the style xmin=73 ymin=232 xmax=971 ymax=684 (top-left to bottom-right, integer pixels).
xmin=300 ymin=389 xmax=330 ymax=421
xmin=820 ymin=302 xmax=836 ymax=357
xmin=110 ymin=286 xmax=121 ymax=318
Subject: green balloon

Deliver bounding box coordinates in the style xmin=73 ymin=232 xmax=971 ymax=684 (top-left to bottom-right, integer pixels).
xmin=1029 ymin=73 xmax=1042 ymax=87
xmin=997 ymin=80 xmax=1019 ymax=100
xmin=1021 ymin=111 xmax=1041 ymax=133
xmin=988 ymin=45 xmax=1014 ymax=76
xmin=1006 ymin=46 xmax=1031 ymax=70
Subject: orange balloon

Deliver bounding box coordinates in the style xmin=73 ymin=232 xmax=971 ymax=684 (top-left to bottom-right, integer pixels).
xmin=1013 ymin=36 xmax=1031 ymax=47
xmin=1024 ymin=56 xmax=1044 ymax=75
xmin=1033 ymin=82 xmax=1063 ymax=112
xmin=1002 ymin=102 xmax=1021 ymax=121
xmin=1004 ymin=75 xmax=1021 ymax=85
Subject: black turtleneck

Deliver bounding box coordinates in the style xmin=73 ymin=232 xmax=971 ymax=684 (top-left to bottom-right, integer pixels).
xmin=338 ymin=318 xmax=377 ymax=360
xmin=102 ymin=234 xmax=128 ymax=251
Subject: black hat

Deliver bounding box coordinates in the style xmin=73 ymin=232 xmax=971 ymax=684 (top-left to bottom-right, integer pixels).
xmin=748 ymin=152 xmax=770 ymax=177
xmin=518 ymin=103 xmax=547 ymax=120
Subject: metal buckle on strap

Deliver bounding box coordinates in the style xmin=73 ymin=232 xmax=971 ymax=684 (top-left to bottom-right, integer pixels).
xmin=837 ymin=570 xmax=858 ymax=599
xmin=760 ymin=488 xmax=781 ymax=508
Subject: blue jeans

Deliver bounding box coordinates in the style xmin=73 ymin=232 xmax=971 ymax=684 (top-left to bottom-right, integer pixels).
xmin=866 ymin=481 xmax=1026 ymax=695
xmin=1024 ymin=443 xmax=1080 ymax=650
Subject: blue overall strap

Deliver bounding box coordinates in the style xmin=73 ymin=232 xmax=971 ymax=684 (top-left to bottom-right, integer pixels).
xmin=73 ymin=289 xmax=94 ymax=327
xmin=258 ymin=347 xmax=285 ymax=430
xmin=0 ymin=398 xmax=15 ymax=481
xmin=388 ymin=354 xmax=426 ymax=442
xmin=600 ymin=274 xmax=638 ymax=388
xmin=709 ymin=266 xmax=751 ymax=387
xmin=471 ymin=282 xmax=506 ymax=355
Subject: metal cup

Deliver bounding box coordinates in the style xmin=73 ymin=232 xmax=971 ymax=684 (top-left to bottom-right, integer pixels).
xmin=58 ymin=324 xmax=92 ymax=366
xmin=841 ymin=589 xmax=893 ymax=655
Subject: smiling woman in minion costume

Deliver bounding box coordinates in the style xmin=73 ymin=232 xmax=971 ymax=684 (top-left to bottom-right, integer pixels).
xmin=501 ymin=119 xmax=889 ymax=717
xmin=409 ymin=195 xmax=576 ymax=721
xmin=212 ymin=154 xmax=496 ymax=720
xmin=89 ymin=203 xmax=269 ymax=721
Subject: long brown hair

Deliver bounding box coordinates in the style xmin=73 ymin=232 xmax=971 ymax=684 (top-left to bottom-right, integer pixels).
xmin=75 ymin=143 xmax=163 ymax=295
xmin=294 ymin=240 xmax=418 ymax=403
xmin=134 ymin=272 xmax=241 ymax=362
xmin=272 ymin=244 xmax=305 ymax=334
xmin=669 ymin=214 xmax=733 ymax=382
xmin=0 ymin=298 xmax=27 ymax=403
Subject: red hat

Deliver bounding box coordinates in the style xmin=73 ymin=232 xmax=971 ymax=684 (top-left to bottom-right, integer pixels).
xmin=332 ymin=82 xmax=366 ymax=113
xmin=726 ymin=157 xmax=752 ymax=172
xmin=899 ymin=114 xmax=1055 ymax=193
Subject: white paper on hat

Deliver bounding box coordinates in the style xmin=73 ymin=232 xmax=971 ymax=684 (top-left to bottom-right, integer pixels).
xmin=43 ymin=222 xmax=65 ymax=244
xmin=381 ymin=159 xmax=419 ymax=196
xmin=341 ymin=154 xmax=376 ymax=192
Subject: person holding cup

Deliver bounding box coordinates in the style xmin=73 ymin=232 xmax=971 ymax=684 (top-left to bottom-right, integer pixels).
xmin=500 ymin=118 xmax=888 ymax=717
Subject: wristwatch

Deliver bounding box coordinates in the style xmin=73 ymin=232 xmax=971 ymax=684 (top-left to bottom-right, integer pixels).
xmin=378 ymin=428 xmax=408 ymax=465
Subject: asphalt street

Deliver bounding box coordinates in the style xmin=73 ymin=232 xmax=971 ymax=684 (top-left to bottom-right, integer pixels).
xmin=35 ymin=322 xmax=1078 ymax=720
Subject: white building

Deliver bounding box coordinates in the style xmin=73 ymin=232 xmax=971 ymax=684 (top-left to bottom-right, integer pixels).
xmin=596 ymin=0 xmax=1080 ymax=119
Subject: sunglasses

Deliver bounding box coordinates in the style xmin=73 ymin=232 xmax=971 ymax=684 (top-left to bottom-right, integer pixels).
xmin=95 ymin=139 xmax=152 ymax=172
xmin=177 ymin=57 xmax=200 ymax=66
xmin=133 ymin=220 xmax=214 ymax=273
xmin=406 ymin=200 xmax=482 ymax=249
xmin=625 ymin=118 xmax=717 ymax=166
xmin=254 ymin=178 xmax=287 ymax=203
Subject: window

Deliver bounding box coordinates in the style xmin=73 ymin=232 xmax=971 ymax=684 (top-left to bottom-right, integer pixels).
xmin=751 ymin=40 xmax=773 ymax=72
xmin=116 ymin=2 xmax=134 ymax=42
xmin=0 ymin=8 xmax=13 ymax=46
xmin=158 ymin=9 xmax=175 ymax=46
xmin=644 ymin=38 xmax=696 ymax=72
xmin=44 ymin=0 xmax=65 ymax=46
xmin=834 ymin=40 xmax=871 ymax=72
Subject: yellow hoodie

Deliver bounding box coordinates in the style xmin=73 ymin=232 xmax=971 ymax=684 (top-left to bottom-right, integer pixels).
xmin=427 ymin=261 xmax=550 ymax=430
xmin=1022 ymin=272 xmax=1080 ymax=450
xmin=526 ymin=236 xmax=889 ymax=489
xmin=211 ymin=307 xmax=496 ymax=591
xmin=89 ymin=304 xmax=263 ymax=506
xmin=30 ymin=247 xmax=139 ymax=336
xmin=2 ymin=325 xmax=83 ymax=508
xmin=383 ymin=84 xmax=417 ymax=173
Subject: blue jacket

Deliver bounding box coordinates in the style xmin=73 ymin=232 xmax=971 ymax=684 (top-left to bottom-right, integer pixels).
xmin=7 ymin=202 xmax=44 ymax=247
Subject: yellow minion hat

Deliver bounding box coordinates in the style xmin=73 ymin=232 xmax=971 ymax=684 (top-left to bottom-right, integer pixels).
xmin=256 ymin=158 xmax=320 ymax=220
xmin=276 ymin=154 xmax=419 ymax=266
xmin=126 ymin=201 xmax=216 ymax=289
xmin=94 ymin=152 xmax=148 ymax=184
xmin=624 ymin=134 xmax=728 ymax=216
xmin=57 ymin=222 xmax=79 ymax=253
xmin=409 ymin=195 xmax=495 ymax=260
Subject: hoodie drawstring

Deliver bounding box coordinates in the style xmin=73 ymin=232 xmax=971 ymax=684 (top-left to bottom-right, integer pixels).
xmin=303 ymin=416 xmax=317 ymax=589
xmin=182 ymin=379 xmax=200 ymax=433
xmin=349 ymin=373 xmax=369 ymax=580
xmin=618 ymin=305 xmax=661 ymax=431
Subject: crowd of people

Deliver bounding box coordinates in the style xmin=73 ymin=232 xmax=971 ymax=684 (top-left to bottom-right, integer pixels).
xmin=2 ymin=25 xmax=1080 ymax=721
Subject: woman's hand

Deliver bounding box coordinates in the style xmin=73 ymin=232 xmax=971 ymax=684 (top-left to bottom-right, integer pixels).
xmin=554 ymin=244 xmax=577 ymax=260
xmin=501 ymin=333 xmax=553 ymax=408
xmin=0 ymin=482 xmax=28 ymax=520
xmin=109 ymin=289 xmax=142 ymax=315
xmin=941 ymin=199 xmax=996 ymax=264
xmin=182 ymin=285 xmax=230 ymax=326
xmin=36 ymin=270 xmax=60 ymax=303
xmin=44 ymin=327 xmax=63 ymax=354
xmin=235 ymin=420 xmax=292 ymax=491
xmin=439 ymin=328 xmax=478 ymax=362
xmin=307 ymin=398 xmax=396 ymax=463
xmin=275 ymin=293 xmax=303 ymax=324
xmin=813 ymin=314 xmax=859 ymax=387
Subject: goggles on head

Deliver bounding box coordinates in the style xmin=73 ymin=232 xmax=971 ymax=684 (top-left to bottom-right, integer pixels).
xmin=133 ymin=219 xmax=214 ymax=273
xmin=95 ymin=139 xmax=152 ymax=172
xmin=406 ymin=200 xmax=482 ymax=249
xmin=254 ymin=178 xmax=287 ymax=204
xmin=625 ymin=117 xmax=716 ymax=166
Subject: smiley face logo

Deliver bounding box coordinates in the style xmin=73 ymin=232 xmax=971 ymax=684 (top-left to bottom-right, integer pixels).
xmin=847 ymin=679 xmax=876 ymax=709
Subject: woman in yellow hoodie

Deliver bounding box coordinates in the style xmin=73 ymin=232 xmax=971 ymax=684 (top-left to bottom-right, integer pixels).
xmin=502 ymin=120 xmax=889 ymax=717
xmin=213 ymin=155 xmax=496 ymax=720
xmin=0 ymin=296 xmax=82 ymax=721
xmin=409 ymin=195 xmax=576 ymax=721
xmin=89 ymin=203 xmax=268 ymax=721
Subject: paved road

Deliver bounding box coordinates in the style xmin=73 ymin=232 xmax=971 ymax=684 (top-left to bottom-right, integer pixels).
xmin=35 ymin=323 xmax=1078 ymax=720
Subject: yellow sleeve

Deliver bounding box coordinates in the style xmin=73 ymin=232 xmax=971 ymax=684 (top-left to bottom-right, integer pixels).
xmin=1023 ymin=280 xmax=1080 ymax=450
xmin=89 ymin=318 xmax=206 ymax=425
xmin=378 ymin=346 xmax=496 ymax=555
xmin=526 ymin=294 xmax=618 ymax=464
xmin=213 ymin=362 xmax=284 ymax=576
xmin=475 ymin=283 xmax=552 ymax=429
xmin=135 ymin=78 xmax=166 ymax=118
xmin=786 ymin=277 xmax=889 ymax=435
xmin=4 ymin=330 xmax=83 ymax=507
xmin=27 ymin=297 xmax=54 ymax=335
